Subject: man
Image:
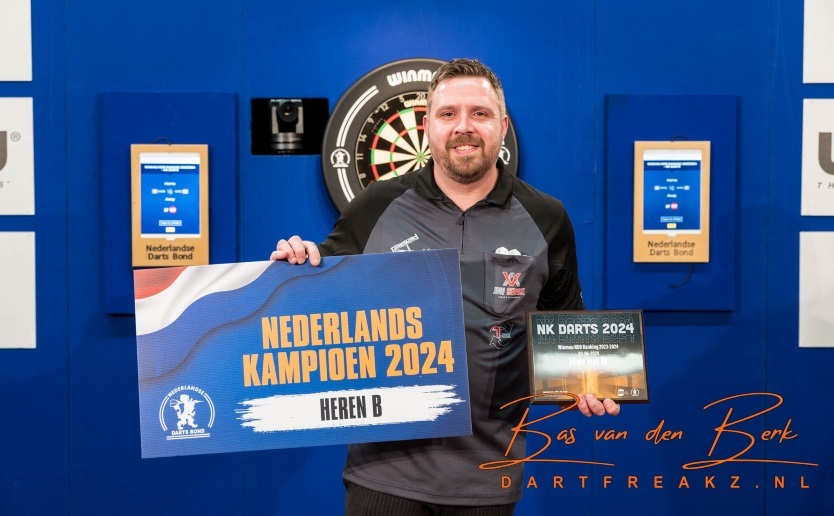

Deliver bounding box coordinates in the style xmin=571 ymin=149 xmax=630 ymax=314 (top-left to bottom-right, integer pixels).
xmin=272 ymin=59 xmax=619 ymax=515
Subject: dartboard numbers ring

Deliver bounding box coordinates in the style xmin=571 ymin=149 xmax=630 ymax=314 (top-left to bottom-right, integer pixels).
xmin=322 ymin=58 xmax=519 ymax=213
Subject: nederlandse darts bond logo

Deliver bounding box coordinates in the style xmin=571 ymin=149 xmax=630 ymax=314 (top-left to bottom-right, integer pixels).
xmin=159 ymin=385 xmax=215 ymax=440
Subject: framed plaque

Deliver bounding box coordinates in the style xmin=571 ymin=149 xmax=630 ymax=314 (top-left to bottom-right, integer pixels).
xmin=130 ymin=144 xmax=209 ymax=267
xmin=527 ymin=310 xmax=649 ymax=404
xmin=633 ymin=141 xmax=711 ymax=263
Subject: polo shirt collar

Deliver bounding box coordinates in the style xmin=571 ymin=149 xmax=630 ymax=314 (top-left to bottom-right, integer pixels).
xmin=415 ymin=159 xmax=514 ymax=208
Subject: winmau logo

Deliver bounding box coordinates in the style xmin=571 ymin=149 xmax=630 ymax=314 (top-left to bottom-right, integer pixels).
xmin=387 ymin=69 xmax=434 ymax=87
xmin=0 ymin=131 xmax=7 ymax=172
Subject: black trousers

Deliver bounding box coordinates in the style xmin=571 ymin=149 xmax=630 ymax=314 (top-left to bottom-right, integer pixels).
xmin=345 ymin=482 xmax=516 ymax=516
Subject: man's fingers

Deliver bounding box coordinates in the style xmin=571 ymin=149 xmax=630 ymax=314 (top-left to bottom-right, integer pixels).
xmin=576 ymin=393 xmax=592 ymax=417
xmin=577 ymin=393 xmax=610 ymax=417
xmin=585 ymin=393 xmax=607 ymax=416
xmin=270 ymin=238 xmax=292 ymax=261
xmin=287 ymin=236 xmax=308 ymax=264
xmin=603 ymin=398 xmax=621 ymax=416
xmin=303 ymin=240 xmax=322 ymax=266
xmin=270 ymin=239 xmax=288 ymax=261
xmin=270 ymin=236 xmax=321 ymax=266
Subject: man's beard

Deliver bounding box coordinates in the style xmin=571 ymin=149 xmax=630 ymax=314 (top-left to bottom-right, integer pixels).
xmin=435 ymin=135 xmax=501 ymax=185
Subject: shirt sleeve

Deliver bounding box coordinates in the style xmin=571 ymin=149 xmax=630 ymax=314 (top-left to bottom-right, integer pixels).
xmin=536 ymin=206 xmax=585 ymax=311
xmin=318 ymin=176 xmax=408 ymax=257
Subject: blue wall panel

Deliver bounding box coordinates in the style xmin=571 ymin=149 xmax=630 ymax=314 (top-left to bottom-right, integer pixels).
xmin=604 ymin=94 xmax=738 ymax=311
xmin=100 ymin=91 xmax=239 ymax=314
xmin=0 ymin=0 xmax=831 ymax=514
xmin=0 ymin=1 xmax=69 ymax=514
xmin=766 ymin=1 xmax=834 ymax=513
xmin=63 ymin=1 xmax=247 ymax=514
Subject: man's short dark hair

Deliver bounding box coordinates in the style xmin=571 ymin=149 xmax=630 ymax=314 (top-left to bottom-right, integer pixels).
xmin=427 ymin=58 xmax=506 ymax=117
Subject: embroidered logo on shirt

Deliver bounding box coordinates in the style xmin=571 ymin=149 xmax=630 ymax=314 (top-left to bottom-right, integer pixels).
xmin=391 ymin=234 xmax=420 ymax=252
xmin=503 ymin=272 xmax=521 ymax=287
xmin=492 ymin=271 xmax=526 ymax=298
xmin=489 ymin=321 xmax=513 ymax=349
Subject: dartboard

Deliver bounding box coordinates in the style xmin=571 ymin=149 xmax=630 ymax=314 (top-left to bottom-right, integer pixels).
xmin=321 ymin=58 xmax=519 ymax=213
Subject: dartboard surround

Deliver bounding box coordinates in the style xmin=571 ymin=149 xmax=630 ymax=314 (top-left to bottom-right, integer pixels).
xmin=322 ymin=58 xmax=519 ymax=213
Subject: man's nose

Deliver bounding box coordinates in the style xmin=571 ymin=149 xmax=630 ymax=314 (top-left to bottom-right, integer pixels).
xmin=454 ymin=114 xmax=474 ymax=133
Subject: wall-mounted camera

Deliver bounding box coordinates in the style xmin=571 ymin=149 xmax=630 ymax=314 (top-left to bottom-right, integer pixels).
xmin=271 ymin=100 xmax=303 ymax=151
xmin=251 ymin=98 xmax=328 ymax=155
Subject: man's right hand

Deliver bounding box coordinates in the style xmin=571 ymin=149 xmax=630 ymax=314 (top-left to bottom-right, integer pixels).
xmin=270 ymin=235 xmax=321 ymax=266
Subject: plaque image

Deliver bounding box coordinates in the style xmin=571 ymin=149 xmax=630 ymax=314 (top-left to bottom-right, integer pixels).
xmin=526 ymin=310 xmax=649 ymax=404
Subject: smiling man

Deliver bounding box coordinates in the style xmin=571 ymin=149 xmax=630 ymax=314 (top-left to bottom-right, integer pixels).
xmin=427 ymin=71 xmax=507 ymax=192
xmin=272 ymin=58 xmax=619 ymax=515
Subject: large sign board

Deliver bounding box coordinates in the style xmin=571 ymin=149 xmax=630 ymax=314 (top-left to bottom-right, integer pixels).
xmin=135 ymin=250 xmax=471 ymax=458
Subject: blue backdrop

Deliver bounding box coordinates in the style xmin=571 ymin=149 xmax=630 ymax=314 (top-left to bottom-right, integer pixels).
xmin=0 ymin=1 xmax=831 ymax=514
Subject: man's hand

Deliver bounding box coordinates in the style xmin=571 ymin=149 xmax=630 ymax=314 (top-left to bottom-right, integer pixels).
xmin=270 ymin=235 xmax=321 ymax=265
xmin=577 ymin=393 xmax=621 ymax=417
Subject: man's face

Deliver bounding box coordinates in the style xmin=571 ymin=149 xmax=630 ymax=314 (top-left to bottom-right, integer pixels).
xmin=424 ymin=77 xmax=508 ymax=185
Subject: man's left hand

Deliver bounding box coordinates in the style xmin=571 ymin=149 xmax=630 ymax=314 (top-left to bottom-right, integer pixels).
xmin=577 ymin=393 xmax=621 ymax=417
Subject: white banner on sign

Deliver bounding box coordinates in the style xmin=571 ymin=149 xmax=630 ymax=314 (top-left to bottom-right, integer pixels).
xmin=0 ymin=98 xmax=35 ymax=215
xmin=0 ymin=232 xmax=36 ymax=349
xmin=0 ymin=0 xmax=32 ymax=82
xmin=799 ymin=232 xmax=834 ymax=348
xmin=804 ymin=0 xmax=834 ymax=83
xmin=238 ymin=385 xmax=463 ymax=432
xmin=801 ymin=99 xmax=834 ymax=216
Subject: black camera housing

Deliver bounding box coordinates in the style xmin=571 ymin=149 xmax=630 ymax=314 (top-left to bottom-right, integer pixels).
xmin=251 ymin=98 xmax=329 ymax=155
